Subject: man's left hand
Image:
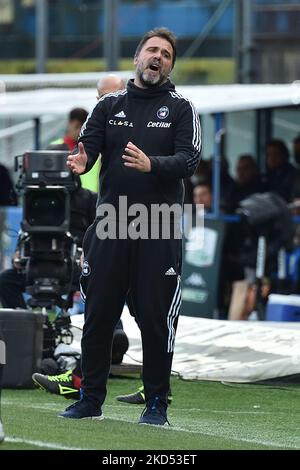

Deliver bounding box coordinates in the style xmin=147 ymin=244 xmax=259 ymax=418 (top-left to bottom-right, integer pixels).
xmin=122 ymin=142 xmax=151 ymax=173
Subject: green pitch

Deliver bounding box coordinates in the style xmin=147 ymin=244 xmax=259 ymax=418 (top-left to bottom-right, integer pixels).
xmin=1 ymin=377 xmax=300 ymax=450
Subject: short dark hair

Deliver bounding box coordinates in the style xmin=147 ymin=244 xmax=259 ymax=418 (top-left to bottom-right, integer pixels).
xmin=69 ymin=108 xmax=88 ymax=125
xmin=134 ymin=27 xmax=177 ymax=68
xmin=193 ymin=181 xmax=212 ymax=192
xmin=237 ymin=154 xmax=257 ymax=166
xmin=266 ymin=138 xmax=290 ymax=162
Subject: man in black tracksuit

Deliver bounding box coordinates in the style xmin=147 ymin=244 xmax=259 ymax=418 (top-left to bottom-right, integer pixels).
xmin=60 ymin=27 xmax=201 ymax=425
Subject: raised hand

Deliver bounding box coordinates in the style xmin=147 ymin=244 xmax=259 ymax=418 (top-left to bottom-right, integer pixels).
xmin=67 ymin=142 xmax=88 ymax=175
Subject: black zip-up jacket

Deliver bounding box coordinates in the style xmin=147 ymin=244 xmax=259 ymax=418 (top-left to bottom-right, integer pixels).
xmin=79 ymin=79 xmax=201 ymax=212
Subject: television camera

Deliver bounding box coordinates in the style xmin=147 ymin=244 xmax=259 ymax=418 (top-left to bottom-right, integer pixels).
xmin=14 ymin=151 xmax=80 ymax=314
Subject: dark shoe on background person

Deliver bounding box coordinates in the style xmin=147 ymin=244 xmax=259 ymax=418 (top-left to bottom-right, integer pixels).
xmin=32 ymin=370 xmax=80 ymax=399
xmin=139 ymin=397 xmax=170 ymax=426
xmin=116 ymin=385 xmax=146 ymax=404
xmin=111 ymin=328 xmax=129 ymax=365
xmin=58 ymin=396 xmax=103 ymax=420
xmin=40 ymin=358 xmax=60 ymax=376
xmin=116 ymin=385 xmax=173 ymax=405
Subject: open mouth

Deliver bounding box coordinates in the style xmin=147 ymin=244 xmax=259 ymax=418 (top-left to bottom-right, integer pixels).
xmin=149 ymin=64 xmax=160 ymax=72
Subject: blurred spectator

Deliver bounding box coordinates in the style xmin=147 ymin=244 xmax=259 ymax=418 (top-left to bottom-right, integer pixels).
xmin=217 ymin=156 xmax=237 ymax=213
xmin=293 ymin=135 xmax=300 ymax=163
xmin=190 ymin=159 xmax=211 ymax=186
xmin=291 ymin=135 xmax=300 ymax=200
xmin=48 ymin=108 xmax=88 ymax=152
xmin=293 ymin=135 xmax=300 ymax=165
xmin=193 ymin=181 xmax=212 ymax=212
xmin=83 ymin=76 xmax=126 ymax=192
xmin=187 ymin=156 xmax=237 ymax=212
xmin=0 ymin=164 xmax=17 ymax=206
xmin=79 ymin=74 xmax=127 ymax=193
xmin=263 ymin=139 xmax=295 ymax=202
xmin=192 ymin=181 xmax=243 ymax=318
xmin=291 ymin=192 xmax=300 ymax=245
xmin=96 ymin=74 xmax=125 ymax=100
xmin=235 ymin=154 xmax=263 ymax=203
xmin=184 ymin=159 xmax=211 ymax=204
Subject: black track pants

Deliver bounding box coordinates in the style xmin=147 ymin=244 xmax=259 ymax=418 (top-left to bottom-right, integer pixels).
xmin=80 ymin=219 xmax=182 ymax=407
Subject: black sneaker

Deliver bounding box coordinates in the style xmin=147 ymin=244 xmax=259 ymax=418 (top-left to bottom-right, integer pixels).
xmin=32 ymin=370 xmax=80 ymax=399
xmin=116 ymin=386 xmax=173 ymax=405
xmin=116 ymin=385 xmax=145 ymax=404
xmin=111 ymin=329 xmax=129 ymax=365
xmin=139 ymin=397 xmax=170 ymax=426
xmin=58 ymin=397 xmax=103 ymax=420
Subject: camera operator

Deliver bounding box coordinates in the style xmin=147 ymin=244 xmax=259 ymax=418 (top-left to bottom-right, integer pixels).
xmin=0 ymin=175 xmax=96 ymax=310
xmin=0 ymin=171 xmax=129 ymax=371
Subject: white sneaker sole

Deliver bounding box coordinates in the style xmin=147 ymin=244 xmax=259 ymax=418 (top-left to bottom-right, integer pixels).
xmin=58 ymin=414 xmax=104 ymax=420
xmin=139 ymin=421 xmax=169 ymax=426
xmin=85 ymin=415 xmax=104 ymax=421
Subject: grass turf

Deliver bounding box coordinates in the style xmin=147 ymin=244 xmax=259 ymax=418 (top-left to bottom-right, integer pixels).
xmin=1 ymin=377 xmax=300 ymax=450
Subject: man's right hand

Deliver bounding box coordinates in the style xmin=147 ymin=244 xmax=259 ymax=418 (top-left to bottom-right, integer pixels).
xmin=67 ymin=142 xmax=88 ymax=174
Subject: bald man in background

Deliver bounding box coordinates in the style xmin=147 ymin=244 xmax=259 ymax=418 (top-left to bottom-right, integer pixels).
xmin=96 ymin=74 xmax=126 ymax=100
xmin=80 ymin=74 xmax=126 ymax=192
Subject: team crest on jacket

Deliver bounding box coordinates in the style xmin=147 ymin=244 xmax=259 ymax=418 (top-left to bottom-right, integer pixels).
xmin=157 ymin=106 xmax=169 ymax=119
xmin=82 ymin=260 xmax=91 ymax=276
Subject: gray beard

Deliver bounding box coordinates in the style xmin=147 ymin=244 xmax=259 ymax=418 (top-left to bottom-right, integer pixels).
xmin=137 ymin=67 xmax=167 ymax=88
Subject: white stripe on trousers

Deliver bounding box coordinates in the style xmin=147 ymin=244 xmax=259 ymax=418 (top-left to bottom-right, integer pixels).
xmin=79 ymin=281 xmax=86 ymax=303
xmin=167 ymin=276 xmax=182 ymax=353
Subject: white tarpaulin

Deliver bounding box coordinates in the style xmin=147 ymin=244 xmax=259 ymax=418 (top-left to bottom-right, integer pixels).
xmin=71 ymin=308 xmax=300 ymax=383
